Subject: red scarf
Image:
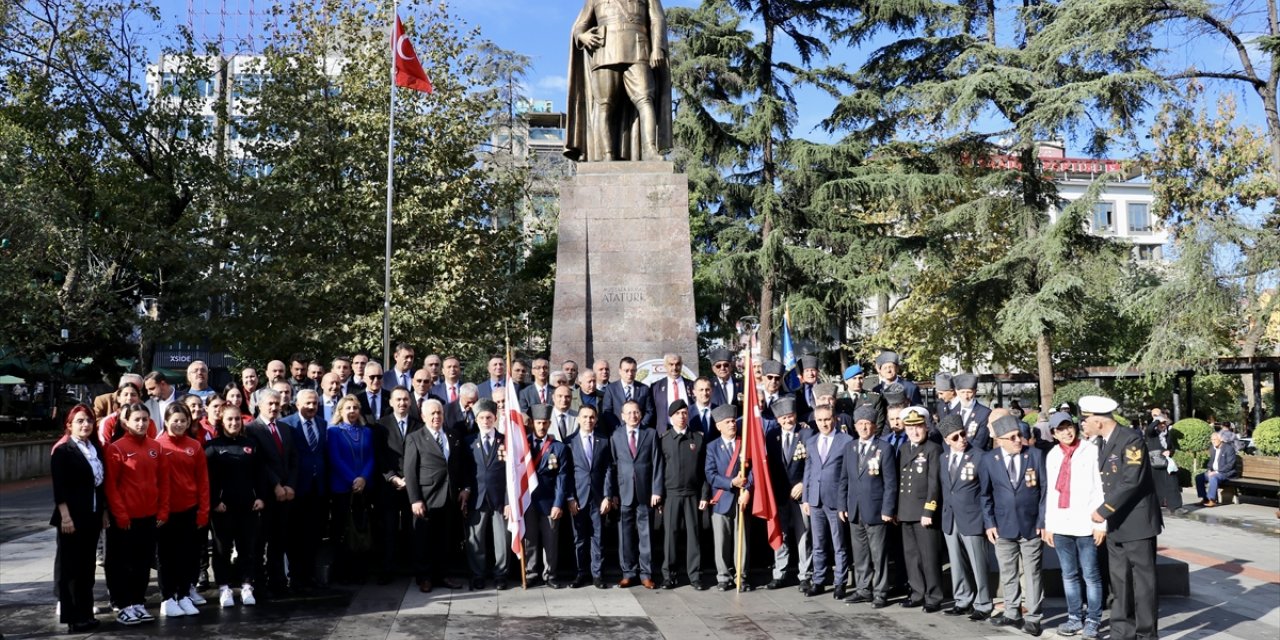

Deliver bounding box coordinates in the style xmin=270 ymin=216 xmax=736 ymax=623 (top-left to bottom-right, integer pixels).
xmin=1056 ymin=440 xmax=1081 ymax=508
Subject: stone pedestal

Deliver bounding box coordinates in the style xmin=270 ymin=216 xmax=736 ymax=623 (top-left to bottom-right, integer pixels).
xmin=550 ymin=161 xmax=698 ymax=375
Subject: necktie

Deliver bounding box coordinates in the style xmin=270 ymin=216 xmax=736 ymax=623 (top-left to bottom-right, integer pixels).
xmin=418 ymin=396 xmax=426 ymax=413
xmin=585 ymin=436 xmax=593 ymax=466
xmin=784 ymin=432 xmax=792 ymax=453
xmin=701 ymin=409 xmax=709 ymax=431
xmin=819 ymin=436 xmax=829 ymax=462
xmin=625 ymin=385 xmax=633 ymax=401
xmin=305 ymin=419 xmax=317 ymax=450
xmin=370 ymin=394 xmax=378 ymax=418
xmin=398 ymin=420 xmax=406 ymax=439
xmin=628 ymin=430 xmax=637 ymax=457
xmin=402 ymin=373 xmax=410 ymax=389
xmin=861 ymin=442 xmax=869 ymax=459
xmin=559 ymin=415 xmax=568 ymax=438
xmin=949 ymin=453 xmax=961 ymax=478
xmin=1007 ymin=454 xmax=1018 ymax=485
xmin=539 ymin=386 xmax=547 ymax=403
xmin=484 ymin=435 xmax=492 ymax=458
xmin=436 ymin=430 xmax=447 ymax=460
xmin=268 ymin=421 xmax=283 ymax=452
xmin=449 ymin=385 xmax=457 ymax=403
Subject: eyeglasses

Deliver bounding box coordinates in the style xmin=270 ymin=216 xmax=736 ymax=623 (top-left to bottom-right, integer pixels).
xmin=997 ymin=434 xmax=1023 ymax=441
xmin=413 ymin=378 xmax=429 ymax=384
xmin=713 ymin=362 xmax=731 ymax=369
xmin=366 ymin=375 xmax=381 ymax=381
xmin=764 ymin=375 xmax=781 ymax=380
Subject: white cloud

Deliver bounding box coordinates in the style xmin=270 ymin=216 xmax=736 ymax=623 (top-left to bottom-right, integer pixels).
xmin=536 ymin=75 xmax=569 ymax=93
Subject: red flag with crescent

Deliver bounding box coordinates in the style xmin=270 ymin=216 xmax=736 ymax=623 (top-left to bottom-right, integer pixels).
xmin=392 ymin=15 xmax=432 ymax=94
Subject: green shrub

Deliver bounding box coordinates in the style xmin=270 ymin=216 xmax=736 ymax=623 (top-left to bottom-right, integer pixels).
xmin=1023 ymin=412 xmax=1039 ymax=425
xmin=1115 ymin=414 xmax=1131 ymax=427
xmin=1172 ymin=418 xmax=1213 ymax=470
xmin=1253 ymin=418 xmax=1280 ymax=456
xmin=1054 ymin=382 xmax=1104 ymax=407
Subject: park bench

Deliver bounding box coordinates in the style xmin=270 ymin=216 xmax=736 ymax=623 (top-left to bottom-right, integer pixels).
xmin=1219 ymin=455 xmax=1280 ymax=504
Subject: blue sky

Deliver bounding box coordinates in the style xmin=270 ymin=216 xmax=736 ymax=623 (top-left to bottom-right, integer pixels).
xmin=154 ymin=0 xmax=1271 ymax=158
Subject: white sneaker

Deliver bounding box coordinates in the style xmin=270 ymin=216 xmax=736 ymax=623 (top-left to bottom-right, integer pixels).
xmin=131 ymin=604 xmax=155 ymax=622
xmin=187 ymin=586 xmax=207 ymax=605
xmin=178 ymin=596 xmax=200 ymax=615
xmin=219 ymin=586 xmax=236 ymax=608
xmin=116 ymin=608 xmax=142 ymax=626
xmin=161 ymin=598 xmax=187 ymax=617
xmin=240 ymin=583 xmax=256 ymax=606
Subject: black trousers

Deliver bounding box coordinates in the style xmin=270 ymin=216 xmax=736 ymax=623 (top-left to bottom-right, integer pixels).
xmin=56 ymin=515 xmax=103 ymax=624
xmin=1107 ymin=536 xmax=1159 ymax=640
xmin=157 ymin=507 xmax=198 ymax=599
xmin=288 ymin=493 xmax=327 ymax=586
xmin=379 ymin=485 xmax=415 ymax=575
xmin=105 ymin=515 xmax=156 ymax=608
xmin=901 ymin=520 xmax=944 ymax=606
xmin=260 ymin=499 xmax=290 ymax=589
xmin=211 ymin=510 xmax=261 ymax=587
xmin=412 ymin=504 xmax=456 ymax=582
xmin=662 ymin=494 xmax=702 ymax=583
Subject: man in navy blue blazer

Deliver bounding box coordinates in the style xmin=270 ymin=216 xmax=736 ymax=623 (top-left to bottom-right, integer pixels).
xmin=462 ymin=400 xmax=510 ymax=590
xmin=803 ymin=403 xmax=853 ymax=598
xmin=602 ymin=357 xmax=655 ymax=430
xmin=936 ymin=415 xmax=994 ymax=620
xmin=523 ymin=404 xmax=571 ymax=588
xmin=838 ymin=405 xmax=898 ymax=607
xmin=705 ymin=404 xmax=752 ymax=591
xmin=566 ymin=405 xmax=614 ymax=589
xmin=980 ymin=414 xmax=1048 ymax=636
xmin=610 ymin=400 xmax=663 ymax=588
xmin=707 ymin=348 xmax=742 ymax=407
xmin=765 ymin=398 xmax=812 ymax=591
xmin=954 ymin=373 xmax=993 ymax=451
xmin=475 ymin=356 xmax=507 ymax=404
xmin=1196 ymin=429 xmax=1240 ymax=506
xmin=649 ymin=353 xmax=695 ymax=436
xmin=282 ymin=389 xmax=327 ymax=590
xmin=871 ymin=351 xmax=923 ymax=406
xmin=382 ymin=342 xmax=416 ymax=390
xmin=689 ymin=378 xmax=719 ymax=440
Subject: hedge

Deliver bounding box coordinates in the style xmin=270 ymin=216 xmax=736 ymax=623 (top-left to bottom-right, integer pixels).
xmin=1253 ymin=418 xmax=1280 ymax=456
xmin=1172 ymin=418 xmax=1213 ymax=471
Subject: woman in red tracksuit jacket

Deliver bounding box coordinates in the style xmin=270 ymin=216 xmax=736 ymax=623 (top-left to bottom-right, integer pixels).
xmin=156 ymin=403 xmax=210 ymax=617
xmin=104 ymin=403 xmax=169 ymax=626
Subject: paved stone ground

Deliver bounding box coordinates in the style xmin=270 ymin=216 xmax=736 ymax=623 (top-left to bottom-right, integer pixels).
xmin=1 ymin=481 xmax=1276 ymax=639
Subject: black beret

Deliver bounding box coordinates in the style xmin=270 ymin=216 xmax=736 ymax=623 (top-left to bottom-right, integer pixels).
xmin=953 ymin=373 xmax=978 ymax=391
xmin=939 ymin=414 xmax=965 ymax=437
xmin=667 ymin=399 xmax=688 ymax=417
xmin=772 ymin=397 xmax=796 ymax=417
xmin=762 ymin=360 xmax=785 ymax=376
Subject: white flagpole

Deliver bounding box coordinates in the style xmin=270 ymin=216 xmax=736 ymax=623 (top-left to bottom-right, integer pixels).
xmin=382 ymin=0 xmax=398 ymax=369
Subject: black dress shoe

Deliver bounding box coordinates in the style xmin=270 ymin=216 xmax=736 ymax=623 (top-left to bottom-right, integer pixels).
xmin=740 ymin=583 xmax=755 ymax=592
xmin=944 ymin=606 xmax=970 ymax=616
xmin=571 ymin=575 xmax=590 ymax=589
xmin=845 ymin=593 xmax=870 ymax=604
xmin=594 ymin=577 xmax=608 ymax=590
xmin=1023 ymin=621 xmax=1042 ymax=637
xmin=871 ymin=599 xmax=889 ymax=608
xmin=833 ymin=585 xmax=847 ymax=600
xmin=968 ymin=609 xmax=991 ymax=622
xmin=765 ymin=579 xmax=785 ymax=590
xmin=798 ymin=579 xmax=812 ymax=593
xmin=661 ymin=579 xmax=678 ymax=590
xmin=495 ymin=579 xmax=510 ymax=591
xmin=900 ymin=599 xmax=923 ymax=608
xmin=922 ymin=604 xmax=941 ymax=614
xmin=524 ymin=576 xmax=542 ymax=588
xmin=803 ymin=583 xmax=824 ymax=597
xmin=990 ymin=614 xmax=1023 ymax=629
xmin=471 ymin=578 xmax=486 ymax=590
xmin=718 ymin=582 xmax=733 ymax=591
xmin=692 ymin=580 xmax=711 ymax=591
xmin=547 ymin=578 xmax=565 ymax=589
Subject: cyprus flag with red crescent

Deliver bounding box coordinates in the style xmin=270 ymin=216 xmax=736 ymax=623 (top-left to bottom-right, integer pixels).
xmin=393 ymin=15 xmax=432 ymax=94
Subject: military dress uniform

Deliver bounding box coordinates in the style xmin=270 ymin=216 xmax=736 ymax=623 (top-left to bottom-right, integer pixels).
xmin=896 ymin=436 xmax=945 ymax=610
xmin=1084 ymin=396 xmax=1163 ymax=640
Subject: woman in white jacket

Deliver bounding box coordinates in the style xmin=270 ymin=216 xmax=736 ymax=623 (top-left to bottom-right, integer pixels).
xmin=1041 ymin=412 xmax=1106 ymax=640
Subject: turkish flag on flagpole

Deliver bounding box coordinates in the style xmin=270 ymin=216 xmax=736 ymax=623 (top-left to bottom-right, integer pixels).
xmin=392 ymin=15 xmax=432 ymax=94
xmin=743 ymin=347 xmax=783 ymax=550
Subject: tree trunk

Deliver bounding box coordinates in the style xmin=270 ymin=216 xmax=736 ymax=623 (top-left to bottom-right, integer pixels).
xmin=756 ymin=2 xmax=777 ymax=359
xmin=1036 ymin=331 xmax=1055 ymax=412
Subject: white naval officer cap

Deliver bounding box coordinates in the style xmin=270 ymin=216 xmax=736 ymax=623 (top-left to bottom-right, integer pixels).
xmin=1078 ymin=395 xmax=1119 ymax=418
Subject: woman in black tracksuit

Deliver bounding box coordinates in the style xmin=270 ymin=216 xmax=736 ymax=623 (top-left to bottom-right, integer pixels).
xmin=203 ymin=404 xmax=270 ymax=607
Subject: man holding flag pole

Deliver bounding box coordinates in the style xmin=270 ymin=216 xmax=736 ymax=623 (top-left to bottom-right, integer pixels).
xmin=501 ymin=344 xmax=537 ymax=590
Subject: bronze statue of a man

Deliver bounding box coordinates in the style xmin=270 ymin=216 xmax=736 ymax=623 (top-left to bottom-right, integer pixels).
xmin=564 ymin=0 xmax=673 ymax=162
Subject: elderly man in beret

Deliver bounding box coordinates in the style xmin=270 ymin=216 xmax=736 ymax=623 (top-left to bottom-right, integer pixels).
xmin=658 ymin=399 xmax=710 ymax=590
xmin=765 ymin=398 xmax=812 ymax=590
xmin=759 ymin=360 xmax=787 ymax=408
xmin=871 ymin=351 xmax=923 ymax=406
xmin=706 ymin=404 xmax=753 ymax=591
xmin=794 ymin=354 xmax=822 ymax=416
xmin=935 ymin=373 xmax=958 ymax=419
xmin=937 ymin=414 xmax=994 ymax=621
xmin=1080 ymin=395 xmax=1162 ymax=640
xmin=523 ymin=404 xmax=571 ymax=588
xmin=980 ymin=414 xmax=1048 ymax=636
xmin=708 ymin=348 xmax=742 ymax=407
xmin=953 ymin=373 xmax=992 ymax=451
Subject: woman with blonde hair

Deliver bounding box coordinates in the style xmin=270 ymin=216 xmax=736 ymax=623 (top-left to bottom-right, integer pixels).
xmin=327 ymin=395 xmax=374 ymax=583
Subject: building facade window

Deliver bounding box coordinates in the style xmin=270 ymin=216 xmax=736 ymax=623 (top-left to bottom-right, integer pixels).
xmin=1092 ymin=201 xmax=1115 ymax=233
xmin=1128 ymin=202 xmax=1152 ymax=233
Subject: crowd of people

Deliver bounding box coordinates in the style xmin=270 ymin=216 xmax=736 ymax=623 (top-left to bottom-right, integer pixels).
xmin=50 ymin=345 xmax=1163 ymax=640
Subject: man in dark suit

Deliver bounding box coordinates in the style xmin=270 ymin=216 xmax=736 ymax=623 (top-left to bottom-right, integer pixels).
xmin=567 ymin=405 xmax=614 ymax=589
xmin=475 ymin=356 xmax=507 ymax=403
xmin=936 ymin=415 xmax=993 ymax=621
xmin=838 ymin=405 xmax=898 ymax=607
xmin=871 ymin=351 xmax=923 ymax=406
xmin=383 ymin=343 xmax=416 ymax=390
xmin=445 ymin=383 xmax=481 ymax=440
xmin=759 ymin=360 xmax=787 ymax=408
xmin=934 ymin=372 xmax=957 ymax=419
xmin=807 ymin=383 xmax=851 ymax=434
xmin=793 ymin=355 xmax=821 ymax=418
xmin=953 ymin=373 xmax=992 ymax=451
xmin=404 ymin=397 xmax=466 ymax=593
xmin=602 ymin=357 xmax=655 ymax=430
xmin=649 ymin=353 xmax=694 ymax=436
xmin=708 ymin=348 xmax=742 ymax=407
xmin=765 ymin=398 xmax=811 ymax=590
xmin=246 ymin=389 xmax=298 ymax=597
xmin=979 ymin=414 xmax=1048 ymax=636
xmin=658 ymin=400 xmax=710 ymax=590
xmin=837 ymin=365 xmax=886 ymax=434
xmin=332 ymin=356 xmax=362 ymax=397
xmin=519 ymin=358 xmax=554 ymax=415
xmin=802 ymin=404 xmax=853 ymax=598
xmin=430 ymin=356 xmax=465 ymax=405
xmin=374 ymin=387 xmax=423 ymax=583
xmin=610 ymin=400 xmax=663 ymax=589
xmin=408 ymin=369 xmax=435 ymax=421
xmin=896 ymin=409 xmax=944 ymax=612
xmin=358 ymin=363 xmax=393 ymax=424
xmin=570 ymin=370 xmax=608 ymax=422
xmin=281 ymin=390 xmax=327 ymax=591
xmin=462 ymin=399 xmax=510 ymax=590
xmin=706 ymin=404 xmax=752 ymax=591
xmin=524 ymin=404 xmax=572 ymax=588
xmin=689 ymin=378 xmax=719 ymax=440
xmin=1196 ymin=429 xmax=1240 ymax=506
xmin=1082 ymin=395 xmax=1163 ymax=640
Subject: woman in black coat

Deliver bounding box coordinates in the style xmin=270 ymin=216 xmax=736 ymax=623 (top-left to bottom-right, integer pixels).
xmin=51 ymin=404 xmax=108 ymax=633
xmin=1146 ymin=417 xmax=1182 ymax=510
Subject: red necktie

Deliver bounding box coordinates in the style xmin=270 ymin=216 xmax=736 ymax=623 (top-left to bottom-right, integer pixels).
xmin=449 ymin=385 xmax=457 ymax=403
xmin=268 ymin=421 xmax=283 ymax=453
